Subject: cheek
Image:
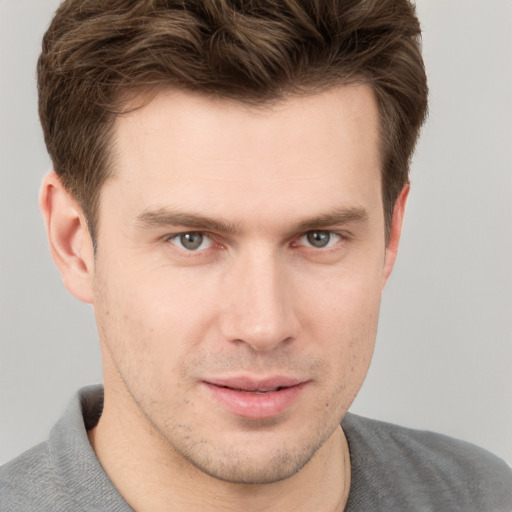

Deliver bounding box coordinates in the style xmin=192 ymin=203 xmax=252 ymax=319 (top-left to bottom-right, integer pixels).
xmin=301 ymin=258 xmax=383 ymax=340
xmin=97 ymin=258 xmax=215 ymax=336
xmin=301 ymin=265 xmax=382 ymax=399
xmin=93 ymin=260 xmax=225 ymax=391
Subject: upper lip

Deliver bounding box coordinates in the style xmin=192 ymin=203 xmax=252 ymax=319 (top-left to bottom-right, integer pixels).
xmin=204 ymin=375 xmax=307 ymax=392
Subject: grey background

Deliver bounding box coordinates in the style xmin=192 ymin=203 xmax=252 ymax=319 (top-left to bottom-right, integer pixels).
xmin=1 ymin=1 xmax=511 ymax=466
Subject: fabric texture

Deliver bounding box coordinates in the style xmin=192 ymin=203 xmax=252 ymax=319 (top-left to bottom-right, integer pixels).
xmin=1 ymin=385 xmax=511 ymax=511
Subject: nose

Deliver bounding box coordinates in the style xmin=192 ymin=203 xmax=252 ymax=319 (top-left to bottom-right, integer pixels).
xmin=219 ymin=247 xmax=300 ymax=352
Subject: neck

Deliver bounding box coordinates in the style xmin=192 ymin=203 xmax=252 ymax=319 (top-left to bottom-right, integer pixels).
xmin=87 ymin=386 xmax=351 ymax=512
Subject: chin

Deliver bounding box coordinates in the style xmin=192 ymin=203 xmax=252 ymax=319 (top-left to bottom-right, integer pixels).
xmin=188 ymin=453 xmax=309 ymax=485
xmin=174 ymin=427 xmax=329 ymax=485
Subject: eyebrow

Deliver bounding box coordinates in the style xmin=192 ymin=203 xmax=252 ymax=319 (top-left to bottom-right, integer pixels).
xmin=136 ymin=209 xmax=240 ymax=234
xmin=136 ymin=206 xmax=369 ymax=235
xmin=292 ymin=207 xmax=368 ymax=233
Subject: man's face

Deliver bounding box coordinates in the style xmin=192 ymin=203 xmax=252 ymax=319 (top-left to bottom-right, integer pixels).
xmin=90 ymin=85 xmax=397 ymax=484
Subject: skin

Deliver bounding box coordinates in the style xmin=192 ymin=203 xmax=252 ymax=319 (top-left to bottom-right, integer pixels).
xmin=40 ymin=85 xmax=408 ymax=511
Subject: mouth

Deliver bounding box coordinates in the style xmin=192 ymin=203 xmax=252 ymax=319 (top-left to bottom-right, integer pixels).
xmin=202 ymin=376 xmax=309 ymax=419
xmin=229 ymin=387 xmax=286 ymax=394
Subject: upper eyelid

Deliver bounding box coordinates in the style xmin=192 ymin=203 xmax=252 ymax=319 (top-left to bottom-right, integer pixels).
xmin=166 ymin=232 xmax=215 ymax=253
xmin=297 ymin=229 xmax=348 ymax=239
xmin=164 ymin=230 xmax=212 ymax=240
xmin=298 ymin=230 xmax=343 ymax=241
xmin=162 ymin=229 xmax=349 ymax=247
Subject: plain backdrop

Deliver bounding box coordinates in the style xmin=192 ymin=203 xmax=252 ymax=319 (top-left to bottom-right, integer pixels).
xmin=1 ymin=1 xmax=511 ymax=466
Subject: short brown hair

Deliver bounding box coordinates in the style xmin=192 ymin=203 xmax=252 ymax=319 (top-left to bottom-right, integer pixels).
xmin=38 ymin=0 xmax=428 ymax=243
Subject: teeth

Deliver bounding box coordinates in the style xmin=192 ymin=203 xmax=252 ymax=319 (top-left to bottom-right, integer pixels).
xmin=230 ymin=387 xmax=279 ymax=393
xmin=253 ymin=387 xmax=279 ymax=394
xmin=222 ymin=385 xmax=285 ymax=393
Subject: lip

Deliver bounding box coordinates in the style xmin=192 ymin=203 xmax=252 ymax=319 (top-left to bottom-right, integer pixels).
xmin=202 ymin=376 xmax=309 ymax=420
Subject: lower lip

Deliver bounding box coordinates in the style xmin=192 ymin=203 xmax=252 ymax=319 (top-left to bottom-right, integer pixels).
xmin=203 ymin=382 xmax=308 ymax=419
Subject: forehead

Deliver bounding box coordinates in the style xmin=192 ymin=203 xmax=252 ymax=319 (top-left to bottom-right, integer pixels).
xmin=115 ymin=85 xmax=380 ymax=161
xmin=104 ymin=85 xmax=382 ymax=229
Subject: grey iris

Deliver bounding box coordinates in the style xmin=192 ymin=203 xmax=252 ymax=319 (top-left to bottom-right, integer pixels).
xmin=307 ymin=231 xmax=330 ymax=248
xmin=180 ymin=232 xmax=203 ymax=250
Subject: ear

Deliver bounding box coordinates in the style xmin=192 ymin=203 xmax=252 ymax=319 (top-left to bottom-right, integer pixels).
xmin=39 ymin=172 xmax=95 ymax=303
xmin=382 ymin=184 xmax=409 ymax=288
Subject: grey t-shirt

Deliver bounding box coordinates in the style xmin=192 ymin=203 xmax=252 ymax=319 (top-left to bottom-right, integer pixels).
xmin=1 ymin=385 xmax=511 ymax=511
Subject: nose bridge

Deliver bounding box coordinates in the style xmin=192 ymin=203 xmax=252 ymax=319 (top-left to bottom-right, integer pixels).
xmin=220 ymin=244 xmax=298 ymax=351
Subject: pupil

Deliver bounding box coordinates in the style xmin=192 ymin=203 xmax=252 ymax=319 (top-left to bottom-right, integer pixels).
xmin=307 ymin=231 xmax=330 ymax=248
xmin=181 ymin=232 xmax=203 ymax=250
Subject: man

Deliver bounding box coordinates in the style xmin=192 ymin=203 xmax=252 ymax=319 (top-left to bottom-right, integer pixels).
xmin=1 ymin=0 xmax=511 ymax=510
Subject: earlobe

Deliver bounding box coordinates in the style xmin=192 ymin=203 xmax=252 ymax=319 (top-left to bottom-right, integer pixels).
xmin=382 ymin=184 xmax=409 ymax=288
xmin=39 ymin=172 xmax=95 ymax=303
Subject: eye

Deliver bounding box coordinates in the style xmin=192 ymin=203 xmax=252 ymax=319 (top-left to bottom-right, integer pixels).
xmin=299 ymin=230 xmax=341 ymax=249
xmin=168 ymin=232 xmax=213 ymax=251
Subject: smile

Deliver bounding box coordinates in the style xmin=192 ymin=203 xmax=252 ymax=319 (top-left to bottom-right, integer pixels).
xmin=202 ymin=376 xmax=309 ymax=419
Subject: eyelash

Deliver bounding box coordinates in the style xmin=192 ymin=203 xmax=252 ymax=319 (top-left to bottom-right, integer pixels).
xmin=166 ymin=232 xmax=215 ymax=252
xmin=296 ymin=231 xmax=343 ymax=250
xmin=165 ymin=230 xmax=347 ymax=253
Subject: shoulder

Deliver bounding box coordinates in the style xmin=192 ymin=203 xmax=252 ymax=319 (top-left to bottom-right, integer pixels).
xmin=0 ymin=385 xmax=102 ymax=511
xmin=0 ymin=441 xmax=61 ymax=511
xmin=0 ymin=386 xmax=129 ymax=512
xmin=342 ymin=413 xmax=512 ymax=511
